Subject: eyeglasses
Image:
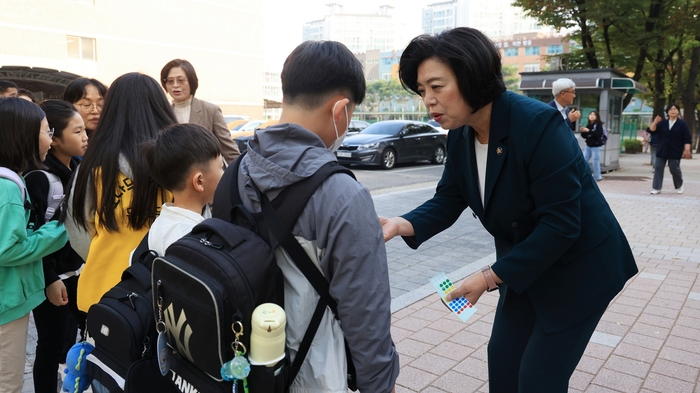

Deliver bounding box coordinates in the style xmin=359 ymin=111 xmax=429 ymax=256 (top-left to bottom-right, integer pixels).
xmin=42 ymin=128 xmax=55 ymax=138
xmin=565 ymin=90 xmax=576 ymax=95
xmin=77 ymin=103 xmax=104 ymax=112
xmin=164 ymin=78 xmax=188 ymax=86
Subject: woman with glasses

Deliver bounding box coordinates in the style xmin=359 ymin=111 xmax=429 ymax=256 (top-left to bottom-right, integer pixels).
xmin=63 ymin=77 xmax=108 ymax=139
xmin=160 ymin=59 xmax=240 ymax=164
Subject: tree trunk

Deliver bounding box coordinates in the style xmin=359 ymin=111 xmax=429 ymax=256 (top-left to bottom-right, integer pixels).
xmin=576 ymin=0 xmax=600 ymax=69
xmin=653 ymin=49 xmax=666 ymax=117
xmin=679 ymin=37 xmax=700 ymax=153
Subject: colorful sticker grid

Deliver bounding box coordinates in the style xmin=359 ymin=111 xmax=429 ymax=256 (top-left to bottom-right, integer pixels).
xmin=430 ymin=272 xmax=477 ymax=322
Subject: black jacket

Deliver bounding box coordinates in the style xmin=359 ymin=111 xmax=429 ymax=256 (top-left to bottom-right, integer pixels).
xmin=581 ymin=123 xmax=605 ymax=147
xmin=647 ymin=118 xmax=692 ymax=159
xmin=25 ymin=154 xmax=84 ymax=286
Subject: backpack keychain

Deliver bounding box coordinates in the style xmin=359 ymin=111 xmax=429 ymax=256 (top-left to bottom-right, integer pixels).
xmin=155 ymin=282 xmax=170 ymax=376
xmin=220 ymin=321 xmax=250 ymax=393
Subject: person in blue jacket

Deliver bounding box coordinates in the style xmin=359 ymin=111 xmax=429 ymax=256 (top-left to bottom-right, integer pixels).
xmin=380 ymin=28 xmax=638 ymax=392
xmin=0 ymin=97 xmax=68 ymax=393
xmin=646 ymin=103 xmax=692 ymax=194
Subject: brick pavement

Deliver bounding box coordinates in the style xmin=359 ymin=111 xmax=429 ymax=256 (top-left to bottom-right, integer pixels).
xmin=388 ymin=152 xmax=700 ymax=393
xmin=22 ymin=151 xmax=699 ymax=392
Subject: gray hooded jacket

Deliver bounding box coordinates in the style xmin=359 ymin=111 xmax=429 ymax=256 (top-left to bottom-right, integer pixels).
xmin=238 ymin=123 xmax=399 ymax=393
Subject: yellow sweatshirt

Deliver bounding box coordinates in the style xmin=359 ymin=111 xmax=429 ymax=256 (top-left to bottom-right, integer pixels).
xmin=75 ymin=170 xmax=171 ymax=312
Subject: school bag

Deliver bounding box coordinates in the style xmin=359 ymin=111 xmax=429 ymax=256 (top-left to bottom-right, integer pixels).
xmin=85 ymin=235 xmax=158 ymax=392
xmin=0 ymin=167 xmax=28 ymax=201
xmin=148 ymin=153 xmax=358 ymax=392
xmin=25 ymin=170 xmax=64 ymax=222
xmin=0 ymin=167 xmax=64 ymax=223
xmin=601 ymin=126 xmax=609 ymax=145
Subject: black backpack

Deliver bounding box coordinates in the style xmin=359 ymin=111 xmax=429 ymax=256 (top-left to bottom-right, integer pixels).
xmin=148 ymin=153 xmax=358 ymax=392
xmin=85 ymin=239 xmax=158 ymax=392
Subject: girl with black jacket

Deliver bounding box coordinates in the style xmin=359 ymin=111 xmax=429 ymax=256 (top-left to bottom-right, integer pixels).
xmin=579 ymin=110 xmax=606 ymax=181
xmin=25 ymin=100 xmax=88 ymax=393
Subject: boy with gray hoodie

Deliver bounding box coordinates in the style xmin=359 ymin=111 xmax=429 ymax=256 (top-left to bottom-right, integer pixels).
xmin=233 ymin=41 xmax=399 ymax=393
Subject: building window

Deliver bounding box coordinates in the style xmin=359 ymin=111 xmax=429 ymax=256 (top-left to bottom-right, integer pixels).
xmin=546 ymin=44 xmax=563 ymax=55
xmin=67 ymin=36 xmax=96 ymax=60
xmin=504 ymin=47 xmax=519 ymax=57
xmin=524 ymin=63 xmax=540 ymax=72
xmin=525 ymin=46 xmax=540 ymax=56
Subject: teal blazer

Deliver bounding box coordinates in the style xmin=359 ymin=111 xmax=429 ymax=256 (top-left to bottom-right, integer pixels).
xmin=402 ymin=91 xmax=637 ymax=333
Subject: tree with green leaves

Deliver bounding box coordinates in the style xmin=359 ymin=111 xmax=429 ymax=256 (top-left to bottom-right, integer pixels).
xmin=514 ymin=0 xmax=700 ymax=151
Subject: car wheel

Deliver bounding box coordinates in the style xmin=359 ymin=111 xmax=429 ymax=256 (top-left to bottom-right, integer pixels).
xmin=432 ymin=145 xmax=445 ymax=164
xmin=380 ymin=148 xmax=396 ymax=170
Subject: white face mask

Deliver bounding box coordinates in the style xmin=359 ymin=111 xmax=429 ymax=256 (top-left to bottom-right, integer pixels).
xmin=328 ymin=100 xmax=349 ymax=152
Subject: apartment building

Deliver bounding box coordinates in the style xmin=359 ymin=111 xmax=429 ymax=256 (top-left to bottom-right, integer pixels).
xmin=0 ymin=0 xmax=264 ymax=117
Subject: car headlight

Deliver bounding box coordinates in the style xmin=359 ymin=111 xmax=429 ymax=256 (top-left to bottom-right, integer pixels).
xmin=358 ymin=142 xmax=380 ymax=150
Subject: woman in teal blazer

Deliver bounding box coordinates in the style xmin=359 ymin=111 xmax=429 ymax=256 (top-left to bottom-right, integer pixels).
xmin=381 ymin=28 xmax=638 ymax=392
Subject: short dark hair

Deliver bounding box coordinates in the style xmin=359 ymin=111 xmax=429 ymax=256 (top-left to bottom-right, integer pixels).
xmin=0 ymin=97 xmax=46 ymax=173
xmin=665 ymin=103 xmax=680 ymax=114
xmin=142 ymin=123 xmax=221 ymax=192
xmin=63 ymin=78 xmax=108 ymax=104
xmin=160 ymin=59 xmax=199 ymax=96
xmin=0 ymin=80 xmax=19 ymax=95
xmin=399 ymin=27 xmax=506 ymax=113
xmin=69 ymin=72 xmax=177 ymax=232
xmin=281 ymin=41 xmax=365 ymax=109
xmin=17 ymin=88 xmax=37 ymax=103
xmin=39 ymin=100 xmax=80 ymax=139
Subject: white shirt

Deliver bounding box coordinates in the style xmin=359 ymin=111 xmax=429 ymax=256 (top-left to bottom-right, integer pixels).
xmin=554 ymin=100 xmax=568 ymax=120
xmin=128 ymin=203 xmax=209 ymax=264
xmin=474 ymin=136 xmax=488 ymax=207
xmin=172 ymin=96 xmax=193 ymax=124
xmin=668 ymin=119 xmax=676 ymax=130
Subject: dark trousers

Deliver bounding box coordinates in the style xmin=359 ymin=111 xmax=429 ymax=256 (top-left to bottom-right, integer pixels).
xmin=652 ymin=157 xmax=683 ymax=190
xmin=488 ymin=288 xmax=607 ymax=393
xmin=32 ymin=275 xmax=87 ymax=393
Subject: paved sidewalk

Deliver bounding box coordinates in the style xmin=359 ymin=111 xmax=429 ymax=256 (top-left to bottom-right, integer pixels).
xmin=23 ymin=151 xmax=699 ymax=392
xmin=389 ymin=152 xmax=700 ymax=392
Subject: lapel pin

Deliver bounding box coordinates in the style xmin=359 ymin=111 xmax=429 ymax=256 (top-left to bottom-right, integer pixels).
xmin=496 ymin=147 xmax=503 ymax=155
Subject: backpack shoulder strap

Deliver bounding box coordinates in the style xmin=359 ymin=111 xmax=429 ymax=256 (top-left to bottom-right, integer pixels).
xmin=0 ymin=167 xmax=26 ymax=201
xmin=272 ymin=161 xmax=356 ymax=226
xmin=25 ymin=170 xmax=64 ymax=222
xmin=251 ymin=162 xmax=357 ymax=388
xmin=212 ymin=151 xmax=246 ymax=223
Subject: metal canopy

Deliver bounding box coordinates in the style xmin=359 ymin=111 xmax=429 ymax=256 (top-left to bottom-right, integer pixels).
xmin=518 ymin=68 xmax=648 ymax=94
xmin=0 ymin=66 xmax=83 ymax=97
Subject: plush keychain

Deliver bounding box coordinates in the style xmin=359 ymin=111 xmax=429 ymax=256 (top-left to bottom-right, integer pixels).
xmin=61 ymin=341 xmax=95 ymax=393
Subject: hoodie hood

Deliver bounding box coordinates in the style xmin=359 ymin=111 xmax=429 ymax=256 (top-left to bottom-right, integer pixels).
xmin=244 ymin=123 xmax=338 ymax=195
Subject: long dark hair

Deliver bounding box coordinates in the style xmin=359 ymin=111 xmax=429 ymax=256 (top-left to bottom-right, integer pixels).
xmin=68 ymin=72 xmax=177 ymax=232
xmin=0 ymin=97 xmax=45 ymax=173
xmin=585 ymin=110 xmax=605 ymax=131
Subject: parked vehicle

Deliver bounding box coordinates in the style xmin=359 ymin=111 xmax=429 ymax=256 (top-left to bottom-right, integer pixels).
xmin=227 ymin=119 xmax=248 ymax=131
xmin=230 ymin=119 xmax=265 ymax=137
xmin=232 ymin=120 xmax=278 ymax=153
xmin=347 ymin=120 xmax=370 ymax=136
xmin=335 ymin=120 xmax=446 ymax=169
xmin=223 ymin=114 xmax=250 ymax=123
xmin=427 ymin=119 xmax=449 ymax=134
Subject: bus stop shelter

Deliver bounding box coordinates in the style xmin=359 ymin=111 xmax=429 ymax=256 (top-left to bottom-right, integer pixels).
xmin=519 ymin=68 xmax=647 ymax=172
